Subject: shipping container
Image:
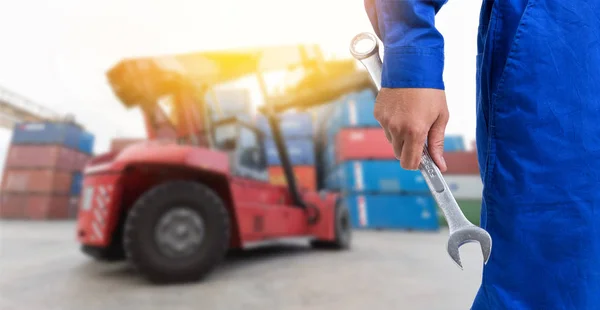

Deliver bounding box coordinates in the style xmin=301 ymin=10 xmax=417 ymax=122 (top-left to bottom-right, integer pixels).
xmin=12 ymin=122 xmax=82 ymax=150
xmin=25 ymin=194 xmax=70 ymax=220
xmin=329 ymin=89 xmax=378 ymax=129
xmin=322 ymin=143 xmax=337 ymax=172
xmin=444 ymin=174 xmax=483 ymax=199
xmin=267 ymin=166 xmax=316 ymax=191
xmin=0 ymin=193 xmax=26 ymax=219
xmin=336 ymin=128 xmax=394 ymax=162
xmin=309 ymin=101 xmax=336 ymax=133
xmin=2 ymin=169 xmax=72 ymax=194
xmin=324 ymin=168 xmax=342 ymax=190
xmin=444 ymin=135 xmax=466 ymax=152
xmin=110 ymin=138 xmax=145 ymax=153
xmin=337 ymin=160 xmax=429 ymax=194
xmin=264 ymin=138 xmax=315 ymax=166
xmin=78 ymin=131 xmax=95 ymax=154
xmin=257 ymin=112 xmax=314 ymax=138
xmin=70 ymin=172 xmax=83 ymax=196
xmin=0 ymin=193 xmax=71 ymax=220
xmin=75 ymin=152 xmax=91 ymax=170
xmin=344 ymin=193 xmax=439 ymax=231
xmin=4 ymin=145 xmax=84 ymax=171
xmin=444 ymin=151 xmax=479 ymax=175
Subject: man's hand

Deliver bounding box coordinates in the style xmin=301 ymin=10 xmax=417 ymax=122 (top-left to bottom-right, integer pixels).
xmin=374 ymin=88 xmax=449 ymax=172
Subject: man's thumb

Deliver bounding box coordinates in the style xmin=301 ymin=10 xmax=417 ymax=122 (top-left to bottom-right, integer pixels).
xmin=428 ymin=121 xmax=447 ymax=172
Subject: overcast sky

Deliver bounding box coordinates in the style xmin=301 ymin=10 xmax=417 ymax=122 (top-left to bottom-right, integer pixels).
xmin=0 ymin=0 xmax=481 ymax=172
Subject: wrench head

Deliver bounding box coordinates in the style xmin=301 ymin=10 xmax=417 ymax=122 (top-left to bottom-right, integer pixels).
xmin=447 ymin=226 xmax=492 ymax=269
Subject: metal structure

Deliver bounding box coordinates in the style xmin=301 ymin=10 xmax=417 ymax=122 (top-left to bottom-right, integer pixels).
xmin=0 ymin=86 xmax=62 ymax=129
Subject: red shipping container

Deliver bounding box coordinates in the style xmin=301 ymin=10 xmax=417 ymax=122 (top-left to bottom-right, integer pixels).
xmin=25 ymin=195 xmax=70 ymax=220
xmin=444 ymin=151 xmax=479 ymax=175
xmin=4 ymin=145 xmax=83 ymax=171
xmin=1 ymin=169 xmax=72 ymax=194
xmin=268 ymin=166 xmax=316 ymax=191
xmin=110 ymin=138 xmax=145 ymax=152
xmin=74 ymin=152 xmax=91 ymax=170
xmin=0 ymin=193 xmax=26 ymax=219
xmin=336 ymin=128 xmax=395 ymax=162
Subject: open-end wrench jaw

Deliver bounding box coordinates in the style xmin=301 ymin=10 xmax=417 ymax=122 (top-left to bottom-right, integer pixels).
xmin=447 ymin=226 xmax=492 ymax=269
xmin=349 ymin=32 xmax=493 ymax=269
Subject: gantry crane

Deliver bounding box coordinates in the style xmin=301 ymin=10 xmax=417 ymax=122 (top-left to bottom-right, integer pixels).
xmin=0 ymin=86 xmax=65 ymax=129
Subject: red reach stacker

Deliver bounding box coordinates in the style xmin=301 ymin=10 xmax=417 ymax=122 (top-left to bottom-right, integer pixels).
xmin=76 ymin=45 xmax=373 ymax=283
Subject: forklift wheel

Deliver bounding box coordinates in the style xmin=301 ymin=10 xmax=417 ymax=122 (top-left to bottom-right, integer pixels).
xmin=123 ymin=181 xmax=230 ymax=284
xmin=311 ymin=200 xmax=352 ymax=250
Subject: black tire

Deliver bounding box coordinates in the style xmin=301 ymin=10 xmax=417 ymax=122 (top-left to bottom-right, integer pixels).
xmin=123 ymin=181 xmax=230 ymax=284
xmin=311 ymin=200 xmax=352 ymax=250
xmin=80 ymin=244 xmax=125 ymax=262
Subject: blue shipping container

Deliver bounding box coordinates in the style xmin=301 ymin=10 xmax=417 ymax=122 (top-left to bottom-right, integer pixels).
xmin=320 ymin=89 xmax=378 ymax=143
xmin=444 ymin=135 xmax=466 ymax=152
xmin=310 ymin=102 xmax=336 ymax=133
xmin=337 ymin=160 xmax=429 ymax=194
xmin=12 ymin=122 xmax=82 ymax=150
xmin=331 ymin=89 xmax=378 ymax=127
xmin=324 ymin=168 xmax=342 ymax=190
xmin=70 ymin=172 xmax=83 ymax=196
xmin=257 ymin=112 xmax=314 ymax=138
xmin=322 ymin=143 xmax=337 ymax=173
xmin=78 ymin=131 xmax=95 ymax=154
xmin=264 ymin=138 xmax=315 ymax=166
xmin=344 ymin=193 xmax=439 ymax=231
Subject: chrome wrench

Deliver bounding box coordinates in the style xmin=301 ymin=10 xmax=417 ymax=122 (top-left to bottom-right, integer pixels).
xmin=349 ymin=32 xmax=492 ymax=268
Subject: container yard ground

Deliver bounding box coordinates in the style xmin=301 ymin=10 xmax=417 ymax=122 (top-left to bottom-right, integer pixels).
xmin=0 ymin=221 xmax=483 ymax=310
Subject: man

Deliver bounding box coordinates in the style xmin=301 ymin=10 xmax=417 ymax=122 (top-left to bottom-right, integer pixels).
xmin=364 ymin=0 xmax=600 ymax=309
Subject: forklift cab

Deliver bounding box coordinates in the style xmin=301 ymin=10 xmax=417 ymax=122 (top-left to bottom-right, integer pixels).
xmin=211 ymin=116 xmax=269 ymax=182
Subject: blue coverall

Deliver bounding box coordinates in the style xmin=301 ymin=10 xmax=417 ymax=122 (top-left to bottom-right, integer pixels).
xmin=365 ymin=0 xmax=600 ymax=308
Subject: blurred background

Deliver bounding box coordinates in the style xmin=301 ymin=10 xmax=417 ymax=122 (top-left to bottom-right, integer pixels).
xmin=0 ymin=1 xmax=486 ymax=310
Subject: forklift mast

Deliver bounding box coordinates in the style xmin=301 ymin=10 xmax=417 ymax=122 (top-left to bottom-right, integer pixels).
xmin=106 ymin=45 xmax=372 ymax=211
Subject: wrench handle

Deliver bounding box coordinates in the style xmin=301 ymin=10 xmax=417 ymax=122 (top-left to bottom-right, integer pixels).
xmin=419 ymin=147 xmax=471 ymax=231
xmin=349 ymin=32 xmax=474 ymax=232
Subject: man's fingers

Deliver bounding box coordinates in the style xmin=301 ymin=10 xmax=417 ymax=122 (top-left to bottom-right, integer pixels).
xmin=391 ymin=137 xmax=403 ymax=160
xmin=428 ymin=113 xmax=449 ymax=172
xmin=383 ymin=128 xmax=393 ymax=143
xmin=400 ymin=132 xmax=427 ymax=170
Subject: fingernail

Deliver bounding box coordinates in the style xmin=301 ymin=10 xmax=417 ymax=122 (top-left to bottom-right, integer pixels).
xmin=441 ymin=156 xmax=447 ymax=170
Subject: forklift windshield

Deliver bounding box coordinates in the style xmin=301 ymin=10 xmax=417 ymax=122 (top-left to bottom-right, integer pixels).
xmin=212 ymin=117 xmax=268 ymax=182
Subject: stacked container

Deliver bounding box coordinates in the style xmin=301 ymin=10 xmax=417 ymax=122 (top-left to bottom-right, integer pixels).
xmin=314 ymin=89 xmax=440 ymax=231
xmin=0 ymin=121 xmax=94 ymax=220
xmin=258 ymin=112 xmax=317 ymax=191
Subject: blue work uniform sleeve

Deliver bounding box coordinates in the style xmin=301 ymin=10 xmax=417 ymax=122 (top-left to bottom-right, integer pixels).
xmin=364 ymin=0 xmax=448 ymax=89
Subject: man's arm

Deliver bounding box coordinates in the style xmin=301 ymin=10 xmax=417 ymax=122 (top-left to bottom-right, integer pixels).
xmin=364 ymin=0 xmax=448 ymax=89
xmin=364 ymin=0 xmax=450 ymax=171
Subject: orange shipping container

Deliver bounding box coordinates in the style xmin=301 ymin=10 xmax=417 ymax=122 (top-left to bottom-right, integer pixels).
xmin=26 ymin=195 xmax=70 ymax=220
xmin=444 ymin=151 xmax=480 ymax=175
xmin=0 ymin=193 xmax=26 ymax=219
xmin=268 ymin=166 xmax=316 ymax=191
xmin=1 ymin=169 xmax=72 ymax=194
xmin=0 ymin=193 xmax=71 ymax=220
xmin=4 ymin=145 xmax=87 ymax=171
